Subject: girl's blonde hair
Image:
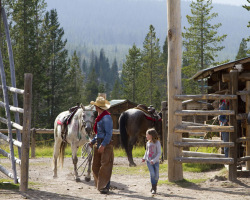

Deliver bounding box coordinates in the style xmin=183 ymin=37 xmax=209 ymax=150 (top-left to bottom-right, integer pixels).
xmin=146 ymin=128 xmax=158 ymax=143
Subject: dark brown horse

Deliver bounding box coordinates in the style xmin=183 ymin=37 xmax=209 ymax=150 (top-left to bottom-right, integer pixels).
xmin=119 ymin=107 xmax=162 ymax=166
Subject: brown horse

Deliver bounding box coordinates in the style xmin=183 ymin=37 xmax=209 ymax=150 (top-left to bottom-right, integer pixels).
xmin=119 ymin=107 xmax=162 ymax=166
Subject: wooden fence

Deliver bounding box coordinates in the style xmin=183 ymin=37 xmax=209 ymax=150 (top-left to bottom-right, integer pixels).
xmin=0 ymin=128 xmax=121 ymax=159
xmin=0 ymin=7 xmax=32 ymax=192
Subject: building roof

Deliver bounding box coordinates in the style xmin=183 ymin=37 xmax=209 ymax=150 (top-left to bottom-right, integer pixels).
xmin=109 ymin=99 xmax=137 ymax=108
xmin=192 ymin=56 xmax=250 ymax=81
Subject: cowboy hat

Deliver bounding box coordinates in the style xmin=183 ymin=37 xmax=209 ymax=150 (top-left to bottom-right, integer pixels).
xmin=90 ymin=96 xmax=110 ymax=110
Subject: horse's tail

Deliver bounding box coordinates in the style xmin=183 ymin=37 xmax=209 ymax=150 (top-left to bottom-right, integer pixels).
xmin=119 ymin=111 xmax=129 ymax=155
xmin=59 ymin=141 xmax=67 ymax=168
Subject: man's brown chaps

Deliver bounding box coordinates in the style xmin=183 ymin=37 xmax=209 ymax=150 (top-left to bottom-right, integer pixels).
xmin=92 ymin=143 xmax=114 ymax=190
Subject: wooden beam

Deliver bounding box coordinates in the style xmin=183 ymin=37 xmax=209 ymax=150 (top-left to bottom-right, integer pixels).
xmin=0 ymin=116 xmax=23 ymax=130
xmin=228 ymin=69 xmax=238 ymax=181
xmin=236 ymin=113 xmax=248 ymax=120
xmin=0 ymin=148 xmax=21 ymax=165
xmin=239 ymin=156 xmax=250 ymax=161
xmin=246 ymin=81 xmax=250 ymax=170
xmin=236 ymin=137 xmax=250 ymax=143
xmin=175 ymin=157 xmax=234 ymax=164
xmin=0 ymin=101 xmax=24 ymax=113
xmin=222 ymin=73 xmax=250 ymax=82
xmin=167 ymin=0 xmax=183 ymax=182
xmin=182 ymin=150 xmax=225 ymax=158
xmin=175 ymin=94 xmax=237 ymax=101
xmin=20 ymin=73 xmax=33 ymax=192
xmin=175 ymin=110 xmax=235 ymax=116
xmin=0 ymin=132 xmax=22 ymax=147
xmin=182 ymin=138 xmax=222 ymax=142
xmin=175 ymin=125 xmax=234 ymax=133
xmin=174 ymin=141 xmax=234 ymax=147
xmin=0 ymin=165 xmax=20 ymax=183
xmin=0 ymin=85 xmax=24 ymax=94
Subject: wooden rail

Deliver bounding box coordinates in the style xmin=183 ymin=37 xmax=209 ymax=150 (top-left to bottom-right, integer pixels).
xmin=175 ymin=157 xmax=234 ymax=164
xmin=174 ymin=141 xmax=234 ymax=148
xmin=174 ymin=94 xmax=237 ymax=100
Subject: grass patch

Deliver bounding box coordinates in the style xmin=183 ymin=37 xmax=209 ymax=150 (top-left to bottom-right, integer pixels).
xmin=0 ymin=179 xmax=19 ymax=190
xmin=183 ymin=163 xmax=224 ymax=172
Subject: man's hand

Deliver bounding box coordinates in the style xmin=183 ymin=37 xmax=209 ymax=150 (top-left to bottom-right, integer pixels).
xmin=142 ymin=159 xmax=145 ymax=162
xmin=88 ymin=142 xmax=93 ymax=148
xmin=98 ymin=145 xmax=105 ymax=153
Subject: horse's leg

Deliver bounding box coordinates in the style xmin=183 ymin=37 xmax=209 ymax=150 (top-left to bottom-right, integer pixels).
xmin=127 ymin=137 xmax=137 ymax=167
xmin=53 ymin=133 xmax=62 ymax=178
xmin=71 ymin=143 xmax=80 ymax=182
xmin=85 ymin=145 xmax=92 ymax=182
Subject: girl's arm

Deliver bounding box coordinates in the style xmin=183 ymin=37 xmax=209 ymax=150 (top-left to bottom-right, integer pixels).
xmin=151 ymin=141 xmax=162 ymax=164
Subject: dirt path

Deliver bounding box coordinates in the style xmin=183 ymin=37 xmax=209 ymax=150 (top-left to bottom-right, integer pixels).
xmin=1 ymin=157 xmax=250 ymax=199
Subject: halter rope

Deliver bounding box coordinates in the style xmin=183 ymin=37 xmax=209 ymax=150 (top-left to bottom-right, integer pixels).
xmin=77 ymin=143 xmax=93 ymax=177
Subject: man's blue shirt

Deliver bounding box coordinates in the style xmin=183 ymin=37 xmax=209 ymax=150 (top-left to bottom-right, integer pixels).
xmin=91 ymin=115 xmax=113 ymax=147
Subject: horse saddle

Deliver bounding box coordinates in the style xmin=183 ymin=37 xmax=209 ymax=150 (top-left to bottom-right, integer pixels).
xmin=136 ymin=104 xmax=160 ymax=121
xmin=57 ymin=104 xmax=80 ymax=141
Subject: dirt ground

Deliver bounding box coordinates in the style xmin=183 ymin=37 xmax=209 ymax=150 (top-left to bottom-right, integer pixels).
xmin=1 ymin=157 xmax=250 ymax=200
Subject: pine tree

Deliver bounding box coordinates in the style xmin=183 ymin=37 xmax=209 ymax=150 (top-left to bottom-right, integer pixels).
xmin=7 ymin=0 xmax=48 ymax=127
xmin=111 ymin=79 xmax=121 ymax=99
xmin=235 ymin=38 xmax=249 ymax=60
xmin=84 ymin=68 xmax=98 ymax=104
xmin=140 ymin=24 xmax=162 ymax=106
xmin=243 ymin=1 xmax=250 ymax=53
xmin=182 ymin=0 xmax=227 ymax=94
xmin=110 ymin=58 xmax=119 ymax=88
xmin=40 ymin=9 xmax=69 ymax=127
xmin=67 ymin=51 xmax=85 ymax=105
xmin=121 ymin=44 xmax=141 ymax=102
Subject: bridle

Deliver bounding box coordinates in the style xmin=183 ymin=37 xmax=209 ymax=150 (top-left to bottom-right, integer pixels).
xmin=81 ymin=109 xmax=95 ymax=138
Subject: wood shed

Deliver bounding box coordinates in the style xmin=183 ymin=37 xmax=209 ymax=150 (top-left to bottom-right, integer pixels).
xmin=192 ymin=56 xmax=250 ymax=172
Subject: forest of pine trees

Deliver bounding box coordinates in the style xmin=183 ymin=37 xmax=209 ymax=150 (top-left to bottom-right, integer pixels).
xmin=0 ymin=0 xmax=249 ymax=133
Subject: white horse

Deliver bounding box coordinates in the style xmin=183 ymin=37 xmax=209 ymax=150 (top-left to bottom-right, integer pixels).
xmin=52 ymin=104 xmax=95 ymax=182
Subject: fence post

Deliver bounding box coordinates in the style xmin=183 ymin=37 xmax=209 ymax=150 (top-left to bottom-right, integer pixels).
xmin=229 ymin=69 xmax=238 ymax=181
xmin=167 ymin=0 xmax=183 ymax=181
xmin=31 ymin=128 xmax=36 ymax=158
xmin=20 ymin=73 xmax=32 ymax=192
xmin=246 ymin=81 xmax=250 ymax=170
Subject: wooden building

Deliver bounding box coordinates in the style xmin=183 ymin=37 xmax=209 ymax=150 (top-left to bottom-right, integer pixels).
xmin=166 ymin=55 xmax=250 ymax=181
xmin=191 ymin=56 xmax=250 ymax=172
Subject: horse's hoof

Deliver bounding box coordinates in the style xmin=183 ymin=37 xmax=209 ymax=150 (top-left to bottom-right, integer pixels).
xmin=75 ymin=177 xmax=80 ymax=182
xmin=53 ymin=175 xmax=57 ymax=179
xmin=129 ymin=163 xmax=136 ymax=167
xmin=85 ymin=177 xmax=91 ymax=182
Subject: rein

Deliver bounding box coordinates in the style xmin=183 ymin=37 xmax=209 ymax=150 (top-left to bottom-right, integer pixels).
xmin=77 ymin=143 xmax=93 ymax=177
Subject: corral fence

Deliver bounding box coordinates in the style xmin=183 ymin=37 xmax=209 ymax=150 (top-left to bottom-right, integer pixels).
xmin=0 ymin=6 xmax=32 ymax=192
xmin=0 ymin=128 xmax=121 ymax=158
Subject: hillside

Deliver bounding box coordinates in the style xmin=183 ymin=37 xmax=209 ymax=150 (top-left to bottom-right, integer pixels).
xmin=45 ymin=0 xmax=249 ymax=66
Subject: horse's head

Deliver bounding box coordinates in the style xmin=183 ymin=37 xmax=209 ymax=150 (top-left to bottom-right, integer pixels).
xmin=80 ymin=104 xmax=95 ymax=138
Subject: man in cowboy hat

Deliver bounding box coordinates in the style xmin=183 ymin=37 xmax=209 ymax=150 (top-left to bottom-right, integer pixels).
xmin=89 ymin=96 xmax=114 ymax=194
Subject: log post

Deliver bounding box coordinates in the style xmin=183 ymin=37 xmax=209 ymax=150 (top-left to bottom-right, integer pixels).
xmin=246 ymin=81 xmax=250 ymax=170
xmin=31 ymin=128 xmax=36 ymax=158
xmin=229 ymin=69 xmax=238 ymax=181
xmin=167 ymin=0 xmax=183 ymax=181
xmin=20 ymin=73 xmax=32 ymax=192
xmin=161 ymin=101 xmax=168 ymax=160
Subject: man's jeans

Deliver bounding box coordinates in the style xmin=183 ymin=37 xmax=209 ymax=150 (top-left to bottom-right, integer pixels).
xmin=147 ymin=161 xmax=159 ymax=185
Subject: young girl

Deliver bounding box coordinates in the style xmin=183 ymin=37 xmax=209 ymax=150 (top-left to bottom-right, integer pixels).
xmin=142 ymin=128 xmax=161 ymax=194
